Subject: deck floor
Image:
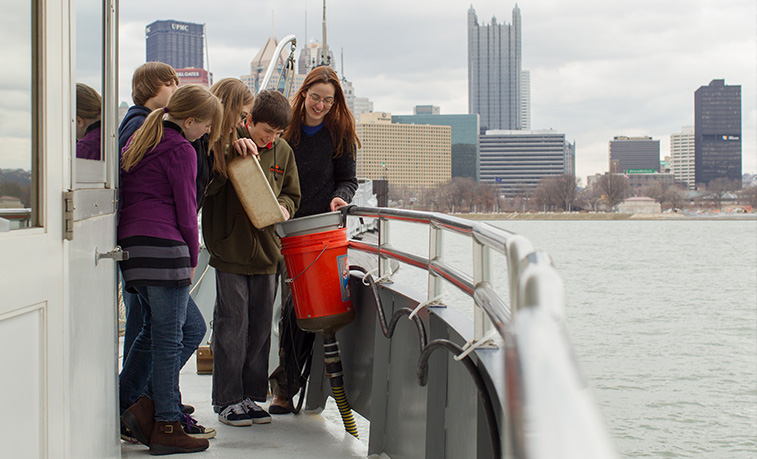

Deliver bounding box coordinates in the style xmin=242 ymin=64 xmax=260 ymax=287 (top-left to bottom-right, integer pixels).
xmin=120 ymin=351 xmax=368 ymax=458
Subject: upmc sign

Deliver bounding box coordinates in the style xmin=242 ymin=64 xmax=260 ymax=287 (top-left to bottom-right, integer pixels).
xmin=176 ymin=68 xmax=211 ymax=87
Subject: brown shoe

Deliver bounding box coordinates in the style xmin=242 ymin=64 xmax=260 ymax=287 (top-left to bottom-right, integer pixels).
xmin=149 ymin=420 xmax=209 ymax=455
xmin=269 ymin=395 xmax=292 ymax=415
xmin=121 ymin=396 xmax=155 ymax=446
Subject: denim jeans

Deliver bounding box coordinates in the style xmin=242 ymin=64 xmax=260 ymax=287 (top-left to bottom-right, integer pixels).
xmin=119 ymin=285 xmax=206 ymax=421
xmin=212 ymin=271 xmax=275 ymax=407
xmin=121 ymin=272 xmax=143 ymax=361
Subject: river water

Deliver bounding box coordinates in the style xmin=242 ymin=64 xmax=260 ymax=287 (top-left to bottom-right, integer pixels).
xmin=379 ymin=218 xmax=757 ymax=458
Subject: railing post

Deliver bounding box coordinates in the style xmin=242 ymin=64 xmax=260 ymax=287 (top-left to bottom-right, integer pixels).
xmin=472 ymin=239 xmax=492 ymax=342
xmin=378 ymin=214 xmax=392 ymax=281
xmin=428 ymin=222 xmax=443 ymax=301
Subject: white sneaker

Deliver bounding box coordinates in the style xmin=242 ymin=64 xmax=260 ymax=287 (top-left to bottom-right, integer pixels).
xmin=218 ymin=402 xmax=252 ymax=426
xmin=242 ymin=398 xmax=272 ymax=424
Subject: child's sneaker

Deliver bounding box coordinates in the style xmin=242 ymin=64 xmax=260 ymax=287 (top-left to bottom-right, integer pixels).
xmin=181 ymin=413 xmax=217 ymax=438
xmin=242 ymin=398 xmax=272 ymax=424
xmin=218 ymin=402 xmax=252 ymax=426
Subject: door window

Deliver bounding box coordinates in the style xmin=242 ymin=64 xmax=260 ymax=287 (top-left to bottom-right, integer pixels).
xmin=0 ymin=0 xmax=37 ymax=230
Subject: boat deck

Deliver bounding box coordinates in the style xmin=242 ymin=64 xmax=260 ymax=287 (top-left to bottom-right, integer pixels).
xmin=120 ymin=354 xmax=368 ymax=458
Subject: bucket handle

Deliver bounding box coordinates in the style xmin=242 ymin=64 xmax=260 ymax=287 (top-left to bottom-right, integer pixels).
xmin=285 ymin=243 xmax=329 ymax=284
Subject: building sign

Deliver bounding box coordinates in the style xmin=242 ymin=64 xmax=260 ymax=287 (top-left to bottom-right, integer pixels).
xmin=626 ymin=169 xmax=655 ymax=174
xmin=175 ymin=68 xmax=211 ymax=87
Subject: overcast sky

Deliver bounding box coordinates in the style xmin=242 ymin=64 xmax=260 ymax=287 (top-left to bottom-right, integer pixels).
xmin=119 ymin=0 xmax=756 ymax=181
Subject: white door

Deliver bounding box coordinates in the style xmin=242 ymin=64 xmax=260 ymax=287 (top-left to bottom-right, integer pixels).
xmin=0 ymin=1 xmax=120 ymax=457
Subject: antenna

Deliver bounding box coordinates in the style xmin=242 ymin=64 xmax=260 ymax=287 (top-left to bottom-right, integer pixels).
xmin=321 ymin=0 xmax=329 ymax=66
xmin=341 ymin=47 xmax=344 ymax=77
xmin=271 ymin=10 xmax=274 ymax=37
xmin=203 ymin=23 xmax=211 ymax=84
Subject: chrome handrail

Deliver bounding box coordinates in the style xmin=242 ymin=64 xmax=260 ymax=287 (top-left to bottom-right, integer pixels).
xmin=258 ymin=34 xmax=297 ymax=95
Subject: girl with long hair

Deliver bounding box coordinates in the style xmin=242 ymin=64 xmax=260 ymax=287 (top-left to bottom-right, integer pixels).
xmin=118 ymin=84 xmax=222 ymax=455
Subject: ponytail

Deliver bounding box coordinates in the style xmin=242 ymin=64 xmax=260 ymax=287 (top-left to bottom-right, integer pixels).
xmin=122 ymin=84 xmax=222 ymax=171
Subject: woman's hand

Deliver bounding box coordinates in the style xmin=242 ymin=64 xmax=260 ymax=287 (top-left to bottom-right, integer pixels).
xmin=280 ymin=205 xmax=290 ymax=220
xmin=191 ymin=267 xmax=196 ymax=281
xmin=233 ymin=137 xmax=259 ymax=158
xmin=330 ymin=197 xmax=349 ymax=211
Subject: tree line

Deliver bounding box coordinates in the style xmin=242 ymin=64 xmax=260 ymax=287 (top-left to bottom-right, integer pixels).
xmin=389 ymin=174 xmax=756 ymax=213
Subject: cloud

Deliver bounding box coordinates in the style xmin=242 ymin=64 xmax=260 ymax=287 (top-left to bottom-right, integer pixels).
xmin=114 ymin=0 xmax=756 ymax=179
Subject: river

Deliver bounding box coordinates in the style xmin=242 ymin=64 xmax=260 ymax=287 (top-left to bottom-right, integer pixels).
xmin=380 ymin=218 xmax=757 ymax=457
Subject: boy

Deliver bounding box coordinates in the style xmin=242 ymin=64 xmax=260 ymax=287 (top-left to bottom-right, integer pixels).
xmin=202 ymin=90 xmax=301 ymax=426
xmin=118 ymin=62 xmax=179 ymax=154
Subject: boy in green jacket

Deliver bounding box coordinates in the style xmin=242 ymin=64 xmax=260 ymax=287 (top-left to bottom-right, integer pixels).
xmin=202 ymin=90 xmax=301 ymax=426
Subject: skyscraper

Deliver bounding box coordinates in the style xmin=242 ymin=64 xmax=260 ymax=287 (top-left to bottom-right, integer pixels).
xmin=608 ymin=136 xmax=660 ymax=174
xmin=694 ymin=79 xmax=742 ymax=187
xmin=671 ymin=126 xmax=695 ymax=190
xmin=145 ymin=20 xmax=205 ymax=70
xmin=467 ymin=5 xmax=522 ymax=131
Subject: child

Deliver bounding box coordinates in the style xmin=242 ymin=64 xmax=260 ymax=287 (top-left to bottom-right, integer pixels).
xmin=118 ymin=84 xmax=221 ymax=455
xmin=118 ymin=62 xmax=179 ymax=370
xmin=118 ymin=62 xmax=214 ymax=441
xmin=202 ymin=89 xmax=301 ymax=426
xmin=75 ymin=83 xmax=102 ymax=160
xmin=118 ymin=62 xmax=179 ymax=154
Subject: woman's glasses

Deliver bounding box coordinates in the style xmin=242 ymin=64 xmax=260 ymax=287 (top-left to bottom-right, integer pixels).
xmin=307 ymin=92 xmax=334 ymax=106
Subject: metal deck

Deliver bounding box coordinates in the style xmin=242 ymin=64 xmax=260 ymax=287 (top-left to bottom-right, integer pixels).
xmin=120 ymin=355 xmax=368 ymax=458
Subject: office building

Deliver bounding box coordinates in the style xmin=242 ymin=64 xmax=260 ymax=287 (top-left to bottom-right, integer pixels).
xmin=520 ymin=70 xmax=531 ymax=129
xmin=356 ymin=113 xmax=451 ymax=190
xmin=694 ymin=79 xmax=742 ymax=187
xmin=608 ymin=136 xmax=660 ymax=174
xmin=479 ymin=129 xmax=574 ymax=197
xmin=146 ymin=20 xmax=205 ymax=70
xmin=671 ymin=126 xmax=695 ymax=190
xmin=341 ymin=78 xmax=373 ymax=121
xmin=240 ymin=36 xmax=294 ymax=94
xmin=298 ymin=39 xmax=335 ymax=74
xmin=393 ymin=110 xmax=479 ymax=181
xmin=467 ymin=5 xmax=522 ymax=131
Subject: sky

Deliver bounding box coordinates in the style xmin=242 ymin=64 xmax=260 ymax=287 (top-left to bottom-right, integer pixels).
xmin=118 ymin=0 xmax=756 ymax=182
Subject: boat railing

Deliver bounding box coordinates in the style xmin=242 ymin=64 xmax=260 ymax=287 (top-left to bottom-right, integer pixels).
xmin=342 ymin=206 xmax=617 ymax=459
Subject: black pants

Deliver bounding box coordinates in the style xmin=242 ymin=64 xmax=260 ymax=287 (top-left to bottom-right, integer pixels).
xmin=211 ymin=271 xmax=275 ymax=407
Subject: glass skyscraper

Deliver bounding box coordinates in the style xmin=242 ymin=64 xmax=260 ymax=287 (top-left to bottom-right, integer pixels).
xmin=145 ymin=20 xmax=205 ymax=70
xmin=467 ymin=5 xmax=522 ymax=131
xmin=694 ymin=79 xmax=742 ymax=187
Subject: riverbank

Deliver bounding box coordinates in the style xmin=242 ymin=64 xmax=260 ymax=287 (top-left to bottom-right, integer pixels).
xmin=450 ymin=211 xmax=757 ymax=221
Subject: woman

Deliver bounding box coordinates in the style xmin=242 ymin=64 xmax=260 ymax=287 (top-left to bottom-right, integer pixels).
xmin=268 ymin=65 xmax=360 ymax=413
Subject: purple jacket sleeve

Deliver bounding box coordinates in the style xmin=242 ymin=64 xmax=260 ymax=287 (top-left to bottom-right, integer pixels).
xmin=167 ymin=143 xmax=199 ymax=267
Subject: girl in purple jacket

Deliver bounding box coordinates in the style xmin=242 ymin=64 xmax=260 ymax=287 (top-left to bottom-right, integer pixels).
xmin=118 ymin=84 xmax=221 ymax=455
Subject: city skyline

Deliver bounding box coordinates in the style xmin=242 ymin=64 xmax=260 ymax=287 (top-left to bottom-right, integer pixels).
xmin=115 ymin=0 xmax=755 ymax=181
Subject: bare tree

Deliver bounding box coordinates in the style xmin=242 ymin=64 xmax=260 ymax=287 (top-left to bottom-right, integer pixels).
xmin=706 ymin=178 xmax=740 ymax=209
xmin=598 ymin=173 xmax=630 ymax=210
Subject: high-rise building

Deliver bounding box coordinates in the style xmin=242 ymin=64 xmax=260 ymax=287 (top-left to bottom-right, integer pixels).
xmin=608 ymin=136 xmax=660 ymax=174
xmin=393 ymin=111 xmax=479 ymax=181
xmin=240 ymin=36 xmax=292 ymax=95
xmin=467 ymin=5 xmax=522 ymax=131
xmin=671 ymin=126 xmax=695 ymax=190
xmin=479 ymin=129 xmax=574 ymax=197
xmin=694 ymin=79 xmax=742 ymax=187
xmin=356 ymin=113 xmax=451 ymax=191
xmin=341 ymin=78 xmax=373 ymax=121
xmin=520 ymin=70 xmax=531 ymax=130
xmin=297 ymin=40 xmax=335 ymax=74
xmin=146 ymin=20 xmax=204 ymax=70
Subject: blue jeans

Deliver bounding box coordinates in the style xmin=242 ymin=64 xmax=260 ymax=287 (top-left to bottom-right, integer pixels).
xmin=122 ymin=273 xmax=143 ymax=361
xmin=119 ymin=285 xmax=206 ymax=421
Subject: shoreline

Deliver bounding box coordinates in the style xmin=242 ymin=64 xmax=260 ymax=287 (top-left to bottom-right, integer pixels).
xmin=445 ymin=212 xmax=757 ymax=221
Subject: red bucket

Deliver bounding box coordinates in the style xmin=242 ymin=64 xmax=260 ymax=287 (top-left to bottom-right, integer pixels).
xmin=281 ymin=227 xmax=354 ymax=333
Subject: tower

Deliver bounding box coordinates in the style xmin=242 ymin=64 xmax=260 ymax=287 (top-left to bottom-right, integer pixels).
xmin=694 ymin=79 xmax=742 ymax=188
xmin=467 ymin=5 xmax=522 ymax=131
xmin=145 ymin=20 xmax=205 ymax=70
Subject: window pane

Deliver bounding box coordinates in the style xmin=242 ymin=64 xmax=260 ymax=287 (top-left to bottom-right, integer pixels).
xmin=0 ymin=0 xmax=36 ymax=230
